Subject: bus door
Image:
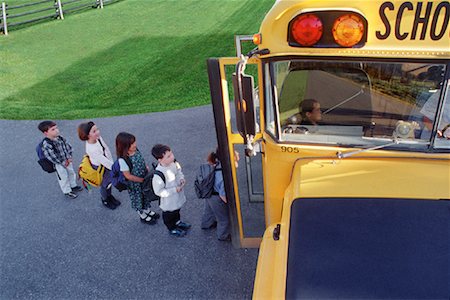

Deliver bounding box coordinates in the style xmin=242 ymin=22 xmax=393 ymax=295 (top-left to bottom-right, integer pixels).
xmin=207 ymin=57 xmax=265 ymax=248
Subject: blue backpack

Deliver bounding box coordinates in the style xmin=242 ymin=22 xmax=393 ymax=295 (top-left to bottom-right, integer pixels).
xmin=110 ymin=157 xmax=132 ymax=192
xmin=36 ymin=139 xmax=56 ymax=173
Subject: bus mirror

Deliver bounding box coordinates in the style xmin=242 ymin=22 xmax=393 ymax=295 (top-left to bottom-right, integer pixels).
xmin=232 ymin=73 xmax=256 ymax=137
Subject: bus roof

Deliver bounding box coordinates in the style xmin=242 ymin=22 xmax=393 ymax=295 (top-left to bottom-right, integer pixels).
xmin=258 ymin=0 xmax=450 ymax=59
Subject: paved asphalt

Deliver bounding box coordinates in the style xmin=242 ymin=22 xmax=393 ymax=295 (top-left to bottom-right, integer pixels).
xmin=0 ymin=105 xmax=259 ymax=299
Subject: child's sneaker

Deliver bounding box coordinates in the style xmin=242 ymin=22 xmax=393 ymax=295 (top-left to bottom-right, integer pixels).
xmin=109 ymin=195 xmax=121 ymax=206
xmin=140 ymin=215 xmax=157 ymax=225
xmin=149 ymin=211 xmax=160 ymax=219
xmin=71 ymin=186 xmax=83 ymax=192
xmin=102 ymin=198 xmax=117 ymax=210
xmin=139 ymin=211 xmax=157 ymax=224
xmin=64 ymin=192 xmax=78 ymax=199
xmin=176 ymin=221 xmax=191 ymax=231
xmin=218 ymin=234 xmax=231 ymax=242
xmin=169 ymin=228 xmax=186 ymax=237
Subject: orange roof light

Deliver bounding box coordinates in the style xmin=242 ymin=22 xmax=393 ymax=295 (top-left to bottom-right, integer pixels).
xmin=291 ymin=14 xmax=323 ymax=46
xmin=332 ymin=14 xmax=364 ymax=47
xmin=253 ymin=33 xmax=262 ymax=45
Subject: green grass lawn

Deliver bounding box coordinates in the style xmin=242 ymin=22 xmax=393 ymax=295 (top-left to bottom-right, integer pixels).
xmin=0 ymin=0 xmax=274 ymax=120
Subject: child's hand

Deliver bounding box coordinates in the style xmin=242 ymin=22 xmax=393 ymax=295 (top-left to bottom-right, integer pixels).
xmin=64 ymin=159 xmax=71 ymax=167
xmin=176 ymin=186 xmax=182 ymax=193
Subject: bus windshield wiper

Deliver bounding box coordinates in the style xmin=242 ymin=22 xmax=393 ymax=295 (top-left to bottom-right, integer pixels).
xmin=323 ymin=88 xmax=364 ymax=115
xmin=336 ymin=139 xmax=399 ymax=159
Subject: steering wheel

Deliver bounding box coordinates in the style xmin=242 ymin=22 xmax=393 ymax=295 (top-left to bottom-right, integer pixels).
xmin=282 ymin=125 xmax=309 ymax=134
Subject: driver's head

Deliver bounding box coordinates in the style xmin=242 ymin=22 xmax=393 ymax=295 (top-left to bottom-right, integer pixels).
xmin=300 ymin=99 xmax=322 ymax=125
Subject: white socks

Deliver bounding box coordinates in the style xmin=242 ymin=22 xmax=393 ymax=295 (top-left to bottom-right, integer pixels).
xmin=138 ymin=209 xmax=155 ymax=219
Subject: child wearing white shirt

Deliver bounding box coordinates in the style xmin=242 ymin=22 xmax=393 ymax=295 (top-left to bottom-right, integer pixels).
xmin=151 ymin=144 xmax=191 ymax=237
xmin=78 ymin=121 xmax=120 ymax=209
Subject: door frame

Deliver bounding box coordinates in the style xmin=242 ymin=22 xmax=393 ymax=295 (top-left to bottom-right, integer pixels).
xmin=207 ymin=57 xmax=264 ymax=248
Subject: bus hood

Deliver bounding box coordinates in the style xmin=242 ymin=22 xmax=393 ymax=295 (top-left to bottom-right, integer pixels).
xmin=253 ymin=156 xmax=450 ymax=299
xmin=286 ymin=156 xmax=450 ymax=202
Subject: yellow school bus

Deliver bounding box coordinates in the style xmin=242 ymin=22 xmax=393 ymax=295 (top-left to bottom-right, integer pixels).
xmin=207 ymin=0 xmax=449 ymax=298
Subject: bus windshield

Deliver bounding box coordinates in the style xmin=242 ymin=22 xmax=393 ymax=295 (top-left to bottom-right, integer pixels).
xmin=266 ymin=60 xmax=449 ymax=151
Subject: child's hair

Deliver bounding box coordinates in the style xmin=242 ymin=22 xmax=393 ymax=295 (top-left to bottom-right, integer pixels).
xmin=207 ymin=147 xmax=222 ymax=164
xmin=115 ymin=132 xmax=136 ymax=158
xmin=300 ymin=98 xmax=319 ymax=118
xmin=77 ymin=121 xmax=95 ymax=141
xmin=38 ymin=120 xmax=56 ymax=133
xmin=151 ymin=144 xmax=171 ymax=160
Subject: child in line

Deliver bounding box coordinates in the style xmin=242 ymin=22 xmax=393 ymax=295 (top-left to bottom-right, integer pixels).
xmin=38 ymin=121 xmax=82 ymax=199
xmin=151 ymin=144 xmax=191 ymax=237
xmin=116 ymin=132 xmax=159 ymax=224
xmin=78 ymin=121 xmax=120 ymax=210
xmin=200 ymin=149 xmax=231 ymax=241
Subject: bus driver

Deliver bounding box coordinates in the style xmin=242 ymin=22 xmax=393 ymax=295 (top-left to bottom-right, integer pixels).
xmin=284 ymin=98 xmax=322 ymax=125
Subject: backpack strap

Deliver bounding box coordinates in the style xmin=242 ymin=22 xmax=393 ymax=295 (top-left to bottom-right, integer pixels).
xmin=154 ymin=170 xmax=166 ymax=185
xmin=43 ymin=137 xmax=55 ymax=150
xmin=123 ymin=156 xmax=133 ymax=172
xmin=42 ymin=138 xmax=60 ymax=162
xmin=212 ymin=165 xmax=221 ymax=194
xmin=98 ymin=138 xmax=106 ymax=156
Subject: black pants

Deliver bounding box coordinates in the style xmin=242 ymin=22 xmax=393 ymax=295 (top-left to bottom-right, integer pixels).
xmin=162 ymin=209 xmax=181 ymax=231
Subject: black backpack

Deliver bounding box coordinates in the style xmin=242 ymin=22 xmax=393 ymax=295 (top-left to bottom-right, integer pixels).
xmin=142 ymin=166 xmax=166 ymax=202
xmin=194 ymin=164 xmax=221 ymax=199
xmin=36 ymin=138 xmax=56 ymax=173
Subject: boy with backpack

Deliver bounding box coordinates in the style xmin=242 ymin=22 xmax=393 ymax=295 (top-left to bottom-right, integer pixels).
xmin=198 ymin=149 xmax=237 ymax=241
xmin=37 ymin=121 xmax=82 ymax=199
xmin=151 ymin=144 xmax=191 ymax=237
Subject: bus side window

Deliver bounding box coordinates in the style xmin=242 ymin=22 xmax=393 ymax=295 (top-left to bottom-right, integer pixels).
xmin=433 ymin=88 xmax=450 ymax=149
xmin=265 ymin=63 xmax=277 ymax=137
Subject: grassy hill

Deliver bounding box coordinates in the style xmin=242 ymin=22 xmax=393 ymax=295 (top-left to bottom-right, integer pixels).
xmin=0 ymin=0 xmax=274 ymax=119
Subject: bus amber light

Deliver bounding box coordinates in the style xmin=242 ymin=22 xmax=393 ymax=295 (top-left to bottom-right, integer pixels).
xmin=332 ymin=14 xmax=364 ymax=47
xmin=253 ymin=33 xmax=262 ymax=45
xmin=291 ymin=14 xmax=323 ymax=46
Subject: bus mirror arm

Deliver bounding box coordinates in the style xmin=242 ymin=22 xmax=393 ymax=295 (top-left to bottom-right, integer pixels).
xmin=235 ymin=58 xmax=250 ymax=142
xmin=246 ymin=48 xmax=270 ymax=58
xmin=235 ymin=49 xmax=269 ymax=157
xmin=245 ymin=135 xmax=256 ymax=157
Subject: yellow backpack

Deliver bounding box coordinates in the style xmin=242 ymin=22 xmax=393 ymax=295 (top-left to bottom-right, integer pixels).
xmin=78 ymin=155 xmax=104 ymax=187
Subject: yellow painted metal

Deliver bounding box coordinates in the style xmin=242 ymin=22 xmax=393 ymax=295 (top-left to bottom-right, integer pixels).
xmin=254 ymin=135 xmax=450 ymax=298
xmin=289 ymin=157 xmax=450 ymax=200
xmin=258 ymin=0 xmax=450 ymax=59
xmin=261 ymin=135 xmax=450 ymax=228
xmin=253 ymin=223 xmax=289 ymax=299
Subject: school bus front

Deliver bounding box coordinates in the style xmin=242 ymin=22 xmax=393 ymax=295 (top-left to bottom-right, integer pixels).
xmin=207 ymin=0 xmax=450 ymax=298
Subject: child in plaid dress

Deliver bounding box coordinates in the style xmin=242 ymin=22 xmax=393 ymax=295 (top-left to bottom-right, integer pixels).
xmin=115 ymin=132 xmax=159 ymax=224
